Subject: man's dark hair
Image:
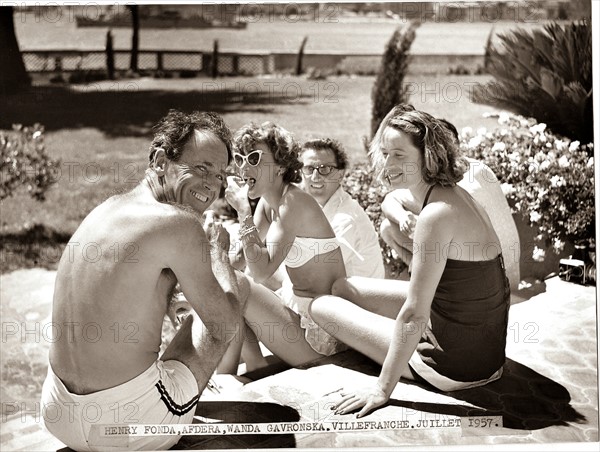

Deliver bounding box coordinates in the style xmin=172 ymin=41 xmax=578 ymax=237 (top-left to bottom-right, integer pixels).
xmin=149 ymin=110 xmax=232 ymax=165
xmin=300 ymin=138 xmax=349 ymax=171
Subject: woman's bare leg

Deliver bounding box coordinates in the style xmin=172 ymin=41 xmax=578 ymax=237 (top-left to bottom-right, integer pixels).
xmin=309 ymin=295 xmax=414 ymax=380
xmin=240 ymin=324 xmax=269 ymax=372
xmin=243 ymin=279 xmax=323 ymax=366
xmin=332 ymin=276 xmax=409 ymax=319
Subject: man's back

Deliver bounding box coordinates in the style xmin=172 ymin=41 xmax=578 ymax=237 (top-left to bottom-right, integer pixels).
xmin=50 ymin=187 xmax=190 ymax=394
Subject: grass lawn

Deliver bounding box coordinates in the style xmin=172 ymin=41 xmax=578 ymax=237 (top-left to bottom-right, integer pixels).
xmin=0 ymin=73 xmax=504 ymax=272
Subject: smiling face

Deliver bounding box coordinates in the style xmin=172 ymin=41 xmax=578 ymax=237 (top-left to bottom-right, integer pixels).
xmin=156 ymin=130 xmax=228 ymax=213
xmin=380 ymin=126 xmax=424 ymax=190
xmin=299 ymin=148 xmax=342 ymax=206
xmin=236 ymin=141 xmax=281 ymax=200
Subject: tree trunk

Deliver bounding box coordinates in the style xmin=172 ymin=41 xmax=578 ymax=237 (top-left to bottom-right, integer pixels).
xmin=128 ymin=5 xmax=139 ymax=72
xmin=0 ymin=6 xmax=30 ymax=95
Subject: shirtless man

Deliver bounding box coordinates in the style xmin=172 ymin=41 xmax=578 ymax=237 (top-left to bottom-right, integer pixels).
xmin=41 ymin=110 xmax=249 ymax=451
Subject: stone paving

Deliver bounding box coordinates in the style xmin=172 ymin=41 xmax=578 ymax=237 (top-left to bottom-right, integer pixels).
xmin=0 ymin=270 xmax=598 ymax=451
xmin=174 ymin=277 xmax=599 ymax=450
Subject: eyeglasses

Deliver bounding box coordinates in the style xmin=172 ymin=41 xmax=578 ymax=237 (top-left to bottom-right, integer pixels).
xmin=301 ymin=164 xmax=338 ymax=176
xmin=233 ymin=150 xmax=263 ymax=168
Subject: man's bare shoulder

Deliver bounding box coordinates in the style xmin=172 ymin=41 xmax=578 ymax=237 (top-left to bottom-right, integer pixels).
xmin=98 ymin=190 xmax=207 ymax=243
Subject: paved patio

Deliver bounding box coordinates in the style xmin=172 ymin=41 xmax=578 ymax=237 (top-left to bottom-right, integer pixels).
xmin=0 ymin=269 xmax=598 ymax=451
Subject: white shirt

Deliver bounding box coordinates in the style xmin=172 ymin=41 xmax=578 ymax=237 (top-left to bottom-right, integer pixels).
xmin=458 ymin=158 xmax=520 ymax=290
xmin=322 ymin=187 xmax=385 ymax=279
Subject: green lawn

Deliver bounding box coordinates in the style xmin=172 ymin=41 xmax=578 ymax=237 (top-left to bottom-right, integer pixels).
xmin=1 ymin=74 xmax=503 ymax=272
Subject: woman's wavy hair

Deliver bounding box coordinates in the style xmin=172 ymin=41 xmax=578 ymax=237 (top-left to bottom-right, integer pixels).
xmin=233 ymin=122 xmax=302 ymax=184
xmin=148 ymin=110 xmax=232 ymax=165
xmin=369 ymin=104 xmax=468 ymax=186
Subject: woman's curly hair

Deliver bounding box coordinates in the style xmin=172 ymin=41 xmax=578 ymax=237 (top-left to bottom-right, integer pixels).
xmin=369 ymin=104 xmax=468 ymax=187
xmin=149 ymin=110 xmax=232 ymax=165
xmin=233 ymin=122 xmax=302 ymax=184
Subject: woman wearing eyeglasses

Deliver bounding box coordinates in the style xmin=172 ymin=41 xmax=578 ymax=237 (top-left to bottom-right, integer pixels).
xmin=222 ymin=121 xmax=347 ymax=372
xmin=309 ymin=105 xmax=510 ymax=417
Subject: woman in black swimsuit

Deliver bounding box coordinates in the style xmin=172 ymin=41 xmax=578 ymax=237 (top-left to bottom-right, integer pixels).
xmin=310 ymin=105 xmax=510 ymax=417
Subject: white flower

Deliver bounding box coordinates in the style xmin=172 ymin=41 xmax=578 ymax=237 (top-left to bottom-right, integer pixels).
xmin=553 ymin=238 xmax=565 ymax=252
xmin=532 ymin=245 xmax=546 ymax=262
xmin=461 ymin=126 xmax=473 ymax=137
xmin=491 ymin=142 xmax=506 ymax=152
xmin=501 ymin=183 xmax=515 ymax=196
xmin=529 ymin=123 xmax=547 ymax=134
xmin=569 ymin=141 xmax=580 ymax=152
xmin=498 ymin=112 xmax=511 ymax=125
xmin=550 ymin=175 xmax=565 ymax=187
xmin=32 ymin=131 xmax=42 ymax=139
xmin=538 ymin=133 xmax=547 ymax=142
xmin=530 ymin=211 xmax=542 ymax=223
xmin=468 ymin=136 xmax=482 ymax=149
xmin=509 ymin=151 xmax=520 ymax=162
xmin=558 ymin=155 xmax=570 ymax=168
xmin=587 ymin=157 xmax=594 ymax=167
xmin=499 ymin=128 xmax=508 ymax=136
xmin=477 ymin=127 xmax=487 ymax=136
xmin=555 ymin=140 xmax=567 ymax=152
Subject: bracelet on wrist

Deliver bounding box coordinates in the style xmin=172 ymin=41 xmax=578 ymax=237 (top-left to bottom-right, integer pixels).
xmin=239 ymin=225 xmax=258 ymax=240
xmin=240 ymin=214 xmax=254 ymax=228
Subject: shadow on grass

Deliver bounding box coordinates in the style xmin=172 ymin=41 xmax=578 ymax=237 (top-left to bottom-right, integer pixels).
xmin=0 ymin=223 xmax=71 ymax=273
xmin=1 ymin=84 xmax=313 ymax=137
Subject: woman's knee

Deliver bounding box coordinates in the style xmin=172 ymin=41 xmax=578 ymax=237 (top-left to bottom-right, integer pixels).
xmin=308 ymin=295 xmax=339 ymax=323
xmin=332 ymin=276 xmax=365 ymax=300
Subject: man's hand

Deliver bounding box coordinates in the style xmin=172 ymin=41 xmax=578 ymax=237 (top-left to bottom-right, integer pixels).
xmin=398 ymin=211 xmax=417 ymax=239
xmin=206 ymin=222 xmax=231 ymax=253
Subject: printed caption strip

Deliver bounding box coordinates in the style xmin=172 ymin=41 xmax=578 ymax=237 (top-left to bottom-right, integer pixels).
xmin=95 ymin=415 xmax=504 ymax=438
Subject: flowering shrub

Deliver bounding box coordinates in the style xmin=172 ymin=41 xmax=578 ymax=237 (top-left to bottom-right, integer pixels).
xmin=342 ymin=163 xmax=407 ymax=276
xmin=461 ymin=112 xmax=595 ymax=257
xmin=0 ymin=124 xmax=60 ymax=201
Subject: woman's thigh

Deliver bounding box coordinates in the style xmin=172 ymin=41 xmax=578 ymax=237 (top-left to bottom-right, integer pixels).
xmin=243 ymin=279 xmax=322 ymax=367
xmin=309 ymin=296 xmax=414 ymax=380
xmin=332 ymin=276 xmax=409 ymax=319
xmin=310 ymin=296 xmax=394 ymax=363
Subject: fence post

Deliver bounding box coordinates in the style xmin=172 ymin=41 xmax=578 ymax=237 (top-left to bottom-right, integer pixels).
xmin=232 ymin=54 xmax=239 ymax=76
xmin=106 ymin=28 xmax=115 ymax=80
xmin=296 ymin=36 xmax=308 ymax=75
xmin=157 ymin=51 xmax=163 ymax=72
xmin=211 ymin=39 xmax=219 ymax=78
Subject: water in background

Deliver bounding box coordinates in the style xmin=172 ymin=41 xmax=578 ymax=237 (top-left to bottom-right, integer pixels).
xmin=15 ymin=11 xmax=552 ymax=55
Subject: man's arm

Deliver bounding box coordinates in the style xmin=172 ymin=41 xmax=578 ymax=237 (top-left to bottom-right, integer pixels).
xmin=205 ymin=220 xmax=248 ymax=314
xmin=167 ymin=214 xmax=245 ymax=343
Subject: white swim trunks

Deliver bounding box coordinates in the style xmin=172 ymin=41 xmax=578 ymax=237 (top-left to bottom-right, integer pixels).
xmin=41 ymin=360 xmax=199 ymax=451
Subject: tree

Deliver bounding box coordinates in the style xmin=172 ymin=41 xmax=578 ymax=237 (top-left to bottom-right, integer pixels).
xmin=370 ymin=21 xmax=420 ymax=138
xmin=0 ymin=6 xmax=30 ymax=95
xmin=472 ymin=21 xmax=592 ymax=143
